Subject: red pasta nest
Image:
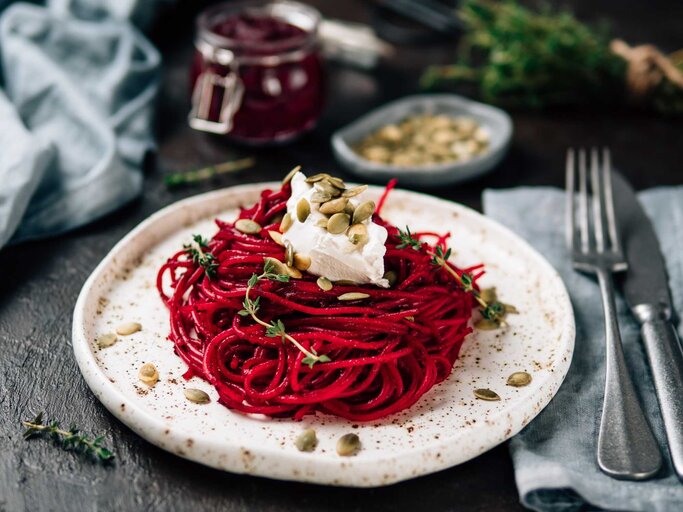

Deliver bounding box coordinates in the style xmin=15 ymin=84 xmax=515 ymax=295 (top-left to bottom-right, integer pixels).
xmin=157 ymin=180 xmax=482 ymax=421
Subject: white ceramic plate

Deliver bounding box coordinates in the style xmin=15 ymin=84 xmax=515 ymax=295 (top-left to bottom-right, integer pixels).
xmin=72 ymin=183 xmax=574 ymax=487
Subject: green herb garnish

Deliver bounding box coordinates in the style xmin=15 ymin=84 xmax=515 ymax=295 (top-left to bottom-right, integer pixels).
xmin=184 ymin=234 xmax=218 ymax=278
xmin=165 ymin=157 xmax=255 ymax=188
xmin=240 ymin=260 xmax=331 ymax=368
xmin=22 ymin=412 xmax=114 ymax=463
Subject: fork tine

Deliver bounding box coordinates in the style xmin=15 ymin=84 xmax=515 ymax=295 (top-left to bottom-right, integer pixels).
xmin=590 ymin=148 xmax=606 ymax=253
xmin=601 ymin=148 xmax=621 ymax=254
xmin=578 ymin=148 xmax=590 ymax=253
xmin=565 ymin=148 xmax=576 ymax=249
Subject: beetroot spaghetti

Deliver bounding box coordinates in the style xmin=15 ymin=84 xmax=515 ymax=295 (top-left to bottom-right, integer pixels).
xmin=157 ymin=173 xmax=502 ymax=421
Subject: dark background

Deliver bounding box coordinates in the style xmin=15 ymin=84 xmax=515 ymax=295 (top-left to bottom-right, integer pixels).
xmin=1 ymin=0 xmax=681 ymax=510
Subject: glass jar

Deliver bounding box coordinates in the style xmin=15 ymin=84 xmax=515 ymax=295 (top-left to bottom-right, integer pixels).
xmin=189 ymin=1 xmax=325 ymax=145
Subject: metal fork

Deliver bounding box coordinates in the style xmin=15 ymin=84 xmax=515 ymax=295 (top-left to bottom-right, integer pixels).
xmin=566 ymin=148 xmax=662 ymax=480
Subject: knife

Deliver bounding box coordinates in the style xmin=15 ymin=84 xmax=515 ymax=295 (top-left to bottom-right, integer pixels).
xmin=612 ymin=172 xmax=683 ymax=480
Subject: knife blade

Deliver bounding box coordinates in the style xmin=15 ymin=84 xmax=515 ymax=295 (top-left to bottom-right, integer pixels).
xmin=612 ymin=171 xmax=683 ymax=481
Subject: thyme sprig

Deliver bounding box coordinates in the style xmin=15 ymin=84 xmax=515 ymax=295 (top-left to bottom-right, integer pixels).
xmin=165 ymin=157 xmax=255 ymax=188
xmin=239 ymin=260 xmax=331 ymax=368
xmin=184 ymin=234 xmax=218 ymax=278
xmin=22 ymin=412 xmax=114 ymax=463
xmin=397 ymin=227 xmax=510 ymax=326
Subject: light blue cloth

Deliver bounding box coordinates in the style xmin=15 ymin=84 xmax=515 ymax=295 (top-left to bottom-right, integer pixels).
xmin=0 ymin=1 xmax=160 ymax=247
xmin=484 ymin=186 xmax=683 ymax=512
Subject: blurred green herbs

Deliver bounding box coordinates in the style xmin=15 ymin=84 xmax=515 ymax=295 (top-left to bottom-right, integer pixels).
xmin=422 ymin=0 xmax=683 ymax=114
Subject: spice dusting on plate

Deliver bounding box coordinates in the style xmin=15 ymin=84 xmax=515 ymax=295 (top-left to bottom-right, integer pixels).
xmin=354 ymin=114 xmax=490 ymax=166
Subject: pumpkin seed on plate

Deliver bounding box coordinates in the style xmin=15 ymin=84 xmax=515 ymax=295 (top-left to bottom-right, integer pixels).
xmin=336 ymin=433 xmax=361 ymax=456
xmin=474 ymin=388 xmax=501 ymax=401
xmin=296 ymin=199 xmax=310 ymax=222
xmin=96 ymin=333 xmax=117 ymax=348
xmin=268 ymin=230 xmax=284 ymax=246
xmin=338 ymin=292 xmax=370 ymax=301
xmin=507 ymin=371 xmax=532 ymax=387
xmin=184 ymin=388 xmax=210 ymax=404
xmin=383 ymin=270 xmax=397 ymax=287
xmin=327 ymin=213 xmax=350 ymax=234
xmin=235 ymin=219 xmax=262 ymax=234
xmin=295 ymin=429 xmax=318 ymax=452
xmin=116 ymin=322 xmax=142 ymax=336
xmin=263 ymin=257 xmax=289 ymax=276
xmin=352 ymin=201 xmax=375 ymax=224
xmin=347 ymin=223 xmax=368 ymax=245
xmin=316 ymin=277 xmax=333 ymax=291
xmin=317 ymin=180 xmax=341 ymax=198
xmin=480 ymin=287 xmax=497 ymax=303
xmin=139 ymin=363 xmax=159 ymax=386
xmin=282 ymin=165 xmax=301 ymax=185
xmin=319 ymin=197 xmax=348 ymax=215
xmin=285 ymin=242 xmax=294 ymax=267
xmin=286 ymin=265 xmax=302 ymax=279
xmin=342 ymin=185 xmax=368 ymax=198
xmin=304 ymin=173 xmax=331 ymax=183
xmin=475 ymin=318 xmax=499 ymax=330
xmin=293 ymin=253 xmax=311 ymax=271
xmin=280 ymin=213 xmax=293 ymax=233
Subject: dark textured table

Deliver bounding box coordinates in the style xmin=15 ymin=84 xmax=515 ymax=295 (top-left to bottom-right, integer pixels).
xmin=1 ymin=1 xmax=682 ymax=510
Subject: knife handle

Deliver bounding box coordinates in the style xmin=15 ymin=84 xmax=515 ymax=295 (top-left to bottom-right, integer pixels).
xmin=639 ymin=307 xmax=683 ymax=481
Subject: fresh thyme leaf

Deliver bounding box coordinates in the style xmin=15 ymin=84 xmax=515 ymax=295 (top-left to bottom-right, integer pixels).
xmin=265 ymin=319 xmax=287 ymax=341
xmin=396 ymin=226 xmax=421 ymax=250
xmin=263 ymin=259 xmax=276 ymax=274
xmin=184 ymin=235 xmax=219 ymax=279
xmin=248 ymin=273 xmax=259 ymax=287
xmin=21 ymin=412 xmax=115 ymax=463
xmin=193 ymin=234 xmax=209 ymax=249
xmin=317 ymin=354 xmax=331 ymax=363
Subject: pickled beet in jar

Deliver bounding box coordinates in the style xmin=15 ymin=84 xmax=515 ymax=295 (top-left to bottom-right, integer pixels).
xmin=189 ymin=1 xmax=325 ymax=144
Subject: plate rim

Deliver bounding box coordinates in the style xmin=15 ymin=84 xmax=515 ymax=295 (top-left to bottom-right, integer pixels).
xmin=72 ymin=181 xmax=575 ymax=486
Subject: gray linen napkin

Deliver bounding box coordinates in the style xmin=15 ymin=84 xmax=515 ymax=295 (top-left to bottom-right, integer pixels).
xmin=0 ymin=1 xmax=160 ymax=248
xmin=483 ymin=186 xmax=683 ymax=512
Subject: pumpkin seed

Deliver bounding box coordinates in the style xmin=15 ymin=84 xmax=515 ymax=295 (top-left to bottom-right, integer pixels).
xmin=268 ymin=230 xmax=284 ymax=246
xmin=383 ymin=270 xmax=398 ymax=287
xmin=282 ymin=165 xmax=301 ymax=185
xmin=475 ymin=318 xmax=499 ymax=330
xmin=338 ymin=292 xmax=370 ymax=301
xmin=474 ymin=388 xmax=501 ymax=401
xmin=285 ymin=242 xmax=294 ymax=267
xmin=139 ymin=363 xmax=159 ymax=386
xmin=317 ymin=180 xmax=341 ymax=198
xmin=343 ymin=202 xmax=356 ymax=216
xmin=336 ymin=433 xmax=361 ymax=456
xmin=342 ymin=185 xmax=368 ymax=198
xmin=235 ymin=219 xmax=262 ymax=234
xmin=315 ymin=218 xmax=329 ymax=228
xmin=352 ymin=201 xmax=375 ymax=224
xmin=347 ymin=223 xmax=368 ymax=245
xmin=404 ymin=315 xmax=415 ymax=322
xmin=305 ymin=173 xmax=331 ymax=183
xmin=327 ymin=213 xmax=350 ymax=234
xmin=184 ymin=388 xmax=210 ymax=404
xmin=507 ymin=371 xmax=532 ymax=387
xmin=295 ymin=428 xmax=318 ymax=452
xmin=287 ymin=265 xmax=302 ymax=279
xmin=327 ymin=176 xmax=346 ymax=189
xmin=316 ymin=277 xmax=333 ymax=291
xmin=504 ymin=303 xmax=519 ymax=314
xmin=310 ymin=191 xmax=332 ymax=204
xmin=334 ymin=280 xmax=357 ymax=286
xmin=319 ymin=197 xmax=348 ymax=215
xmin=296 ymin=199 xmax=310 ymax=223
xmin=480 ymin=287 xmax=497 ymax=303
xmin=280 ymin=213 xmax=293 ymax=233
xmin=96 ymin=333 xmax=117 ymax=348
xmin=263 ymin=257 xmax=289 ymax=276
xmin=293 ymin=253 xmax=311 ymax=271
xmin=116 ymin=322 xmax=142 ymax=336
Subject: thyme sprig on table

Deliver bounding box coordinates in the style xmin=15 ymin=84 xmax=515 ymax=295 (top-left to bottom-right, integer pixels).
xmin=22 ymin=412 xmax=115 ymax=463
xmin=239 ymin=260 xmax=331 ymax=368
xmin=396 ymin=227 xmax=511 ymax=326
xmin=184 ymin=234 xmax=218 ymax=278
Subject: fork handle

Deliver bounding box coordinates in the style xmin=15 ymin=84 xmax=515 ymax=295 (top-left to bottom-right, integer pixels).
xmin=637 ymin=308 xmax=683 ymax=481
xmin=596 ymin=269 xmax=662 ymax=480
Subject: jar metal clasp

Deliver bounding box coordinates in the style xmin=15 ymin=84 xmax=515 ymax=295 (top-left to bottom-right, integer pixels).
xmin=188 ymin=44 xmax=244 ymax=134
